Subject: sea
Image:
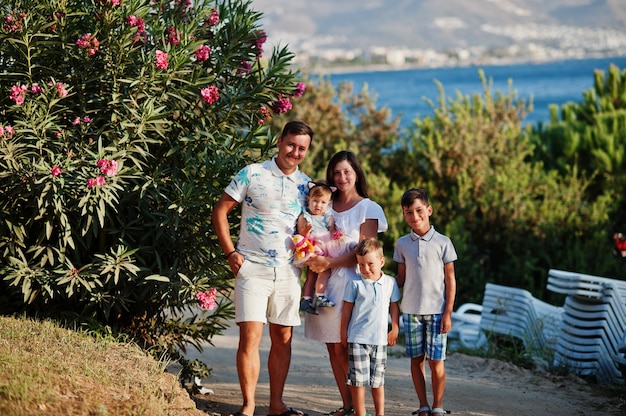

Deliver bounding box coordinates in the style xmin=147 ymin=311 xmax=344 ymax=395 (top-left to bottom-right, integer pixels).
xmin=322 ymin=56 xmax=626 ymax=128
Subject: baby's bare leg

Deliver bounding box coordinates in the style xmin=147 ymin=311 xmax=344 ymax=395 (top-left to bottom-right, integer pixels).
xmin=315 ymin=268 xmax=331 ymax=294
xmin=302 ymin=268 xmax=316 ymax=298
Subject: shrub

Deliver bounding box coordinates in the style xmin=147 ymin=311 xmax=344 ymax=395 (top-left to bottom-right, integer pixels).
xmin=0 ymin=0 xmax=304 ymax=377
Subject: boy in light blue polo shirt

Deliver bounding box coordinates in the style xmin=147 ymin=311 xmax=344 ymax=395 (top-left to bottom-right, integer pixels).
xmin=341 ymin=238 xmax=401 ymax=416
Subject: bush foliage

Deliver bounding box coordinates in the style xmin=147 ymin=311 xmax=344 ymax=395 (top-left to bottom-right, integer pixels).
xmin=0 ymin=0 xmax=305 ymax=376
xmin=284 ymin=69 xmax=625 ymax=306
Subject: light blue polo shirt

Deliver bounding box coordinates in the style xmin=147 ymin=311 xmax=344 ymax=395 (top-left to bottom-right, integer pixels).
xmin=343 ymin=273 xmax=401 ymax=345
xmin=225 ymin=158 xmax=310 ymax=266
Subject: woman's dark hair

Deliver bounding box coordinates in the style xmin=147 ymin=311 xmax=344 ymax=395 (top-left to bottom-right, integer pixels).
xmin=326 ymin=150 xmax=368 ymax=198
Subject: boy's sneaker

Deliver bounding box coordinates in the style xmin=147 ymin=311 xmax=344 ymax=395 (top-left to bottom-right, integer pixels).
xmin=313 ymin=295 xmax=335 ymax=308
xmin=300 ymin=298 xmax=318 ymax=315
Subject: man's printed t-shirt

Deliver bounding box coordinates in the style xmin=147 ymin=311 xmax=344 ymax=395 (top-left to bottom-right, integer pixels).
xmin=225 ymin=158 xmax=310 ymax=266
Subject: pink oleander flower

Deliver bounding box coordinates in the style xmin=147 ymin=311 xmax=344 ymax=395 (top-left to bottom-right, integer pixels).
xmin=4 ymin=12 xmax=26 ymax=32
xmin=207 ymin=8 xmax=219 ymax=25
xmin=51 ymin=166 xmax=63 ymax=177
xmin=30 ymin=84 xmax=42 ymax=95
xmin=87 ymin=177 xmax=97 ymax=188
xmin=165 ymin=26 xmax=180 ymax=45
xmin=76 ymin=33 xmax=100 ymax=56
xmin=127 ymin=15 xmax=147 ymax=44
xmin=83 ymin=116 xmax=92 ymax=124
xmin=200 ymin=85 xmax=219 ymax=105
xmin=237 ymin=60 xmax=252 ymax=75
xmin=155 ymin=50 xmax=168 ymax=69
xmin=195 ymin=44 xmax=210 ymax=61
xmin=196 ymin=288 xmax=217 ymax=310
xmin=72 ymin=117 xmax=81 ymax=126
xmin=96 ymin=0 xmax=120 ymax=6
xmin=253 ymin=29 xmax=267 ymax=56
xmin=331 ymin=229 xmax=344 ymax=241
xmin=95 ymin=176 xmax=106 ymax=186
xmin=9 ymin=84 xmax=27 ymax=105
xmin=293 ymin=82 xmax=306 ymax=97
xmin=56 ymin=82 xmax=68 ymax=98
xmin=97 ymin=158 xmax=118 ymax=176
xmin=174 ymin=0 xmax=192 ymax=12
xmin=4 ymin=125 xmax=14 ymax=136
xmin=273 ymin=94 xmax=292 ymax=114
xmin=258 ymin=106 xmax=270 ymax=125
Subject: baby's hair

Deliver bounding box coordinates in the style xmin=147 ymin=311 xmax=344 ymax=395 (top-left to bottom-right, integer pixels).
xmin=401 ymin=187 xmax=430 ymax=208
xmin=355 ymin=237 xmax=383 ymax=257
xmin=308 ymin=180 xmax=334 ymax=199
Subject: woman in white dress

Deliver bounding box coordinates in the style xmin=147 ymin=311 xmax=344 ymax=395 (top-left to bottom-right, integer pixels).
xmin=304 ymin=150 xmax=388 ymax=416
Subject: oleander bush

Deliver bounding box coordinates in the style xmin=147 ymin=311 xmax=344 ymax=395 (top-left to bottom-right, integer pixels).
xmin=0 ymin=0 xmax=305 ymax=378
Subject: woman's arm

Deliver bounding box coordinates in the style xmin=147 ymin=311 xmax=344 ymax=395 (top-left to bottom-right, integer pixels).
xmin=360 ymin=218 xmax=378 ymax=240
xmin=305 ymin=250 xmax=354 ymax=273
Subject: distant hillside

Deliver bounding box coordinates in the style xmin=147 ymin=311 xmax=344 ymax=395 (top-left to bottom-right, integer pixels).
xmin=251 ymin=0 xmax=626 ymax=52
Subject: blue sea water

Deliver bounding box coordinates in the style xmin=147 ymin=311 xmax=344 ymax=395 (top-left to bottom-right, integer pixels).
xmin=324 ymin=57 xmax=626 ymax=127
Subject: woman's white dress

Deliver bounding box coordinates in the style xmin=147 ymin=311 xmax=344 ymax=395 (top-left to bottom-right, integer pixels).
xmin=304 ymin=198 xmax=388 ymax=343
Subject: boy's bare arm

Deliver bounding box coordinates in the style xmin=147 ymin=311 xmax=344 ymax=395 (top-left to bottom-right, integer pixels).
xmin=388 ymin=301 xmax=400 ymax=346
xmin=396 ymin=263 xmax=406 ymax=288
xmin=441 ymin=261 xmax=457 ymax=333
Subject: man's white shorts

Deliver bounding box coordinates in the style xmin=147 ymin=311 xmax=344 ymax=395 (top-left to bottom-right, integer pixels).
xmin=234 ymin=260 xmax=302 ymax=326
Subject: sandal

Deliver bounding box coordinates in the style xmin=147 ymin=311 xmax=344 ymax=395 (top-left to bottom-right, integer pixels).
xmin=431 ymin=408 xmax=450 ymax=415
xmin=412 ymin=406 xmax=430 ymax=416
xmin=326 ymin=407 xmax=353 ymax=416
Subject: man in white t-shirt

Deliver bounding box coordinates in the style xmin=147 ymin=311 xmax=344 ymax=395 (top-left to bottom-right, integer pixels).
xmin=212 ymin=120 xmax=313 ymax=416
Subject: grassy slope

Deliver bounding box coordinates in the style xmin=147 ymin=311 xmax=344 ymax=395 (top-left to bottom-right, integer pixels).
xmin=0 ymin=315 xmax=204 ymax=416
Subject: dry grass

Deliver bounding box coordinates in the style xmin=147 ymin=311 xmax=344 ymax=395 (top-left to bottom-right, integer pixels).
xmin=0 ymin=315 xmax=205 ymax=416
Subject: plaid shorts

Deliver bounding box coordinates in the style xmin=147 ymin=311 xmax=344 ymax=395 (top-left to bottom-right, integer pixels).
xmin=347 ymin=343 xmax=387 ymax=388
xmin=403 ymin=313 xmax=447 ymax=360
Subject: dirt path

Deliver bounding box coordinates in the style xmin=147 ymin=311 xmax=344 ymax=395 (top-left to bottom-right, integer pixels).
xmin=180 ymin=321 xmax=621 ymax=416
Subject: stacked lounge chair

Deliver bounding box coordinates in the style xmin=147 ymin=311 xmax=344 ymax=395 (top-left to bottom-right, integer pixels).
xmin=449 ymin=302 xmax=487 ymax=350
xmin=478 ymin=283 xmax=563 ymax=353
xmin=449 ymin=269 xmax=626 ymax=383
xmin=546 ymin=269 xmax=626 ymax=383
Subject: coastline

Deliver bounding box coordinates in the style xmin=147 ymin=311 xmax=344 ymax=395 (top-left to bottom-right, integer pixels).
xmin=300 ymin=52 xmax=626 ymax=76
